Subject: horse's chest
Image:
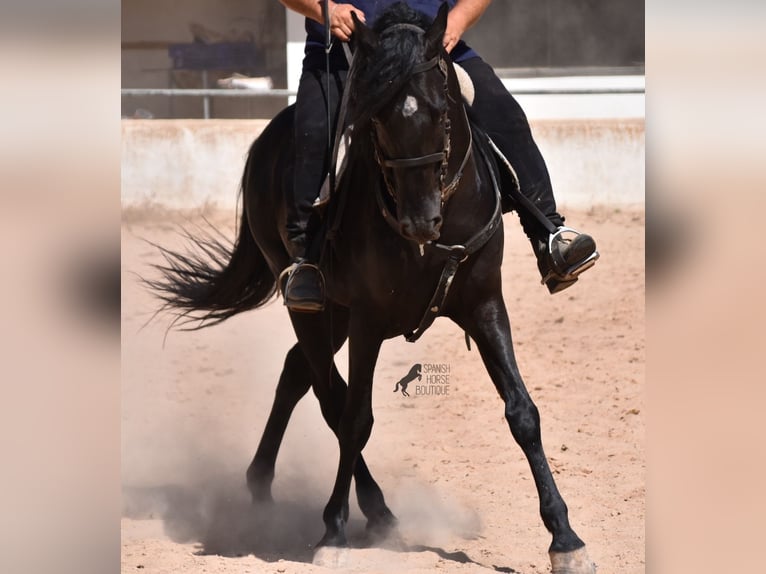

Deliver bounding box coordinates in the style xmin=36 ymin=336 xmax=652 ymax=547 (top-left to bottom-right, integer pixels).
xmin=342 ymin=249 xmax=447 ymax=326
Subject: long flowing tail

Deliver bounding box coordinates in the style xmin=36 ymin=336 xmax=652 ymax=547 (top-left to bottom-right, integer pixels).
xmin=144 ymin=211 xmax=276 ymax=330
xmin=144 ymin=198 xmax=277 ymax=330
xmin=143 ymin=106 xmax=297 ymax=330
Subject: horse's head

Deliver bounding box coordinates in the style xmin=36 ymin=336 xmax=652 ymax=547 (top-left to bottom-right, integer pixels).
xmin=351 ymin=3 xmax=466 ymax=245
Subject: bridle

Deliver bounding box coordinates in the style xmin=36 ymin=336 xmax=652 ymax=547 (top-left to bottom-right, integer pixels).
xmin=324 ymin=24 xmax=503 ymax=344
xmin=370 ymin=30 xmax=473 ymax=208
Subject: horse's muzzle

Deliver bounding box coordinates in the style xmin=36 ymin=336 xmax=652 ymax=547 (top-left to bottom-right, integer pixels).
xmin=399 ymin=214 xmax=443 ymax=243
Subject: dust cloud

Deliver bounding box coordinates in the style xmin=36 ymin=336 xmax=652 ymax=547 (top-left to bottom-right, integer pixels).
xmin=123 ymin=238 xmax=483 ymax=563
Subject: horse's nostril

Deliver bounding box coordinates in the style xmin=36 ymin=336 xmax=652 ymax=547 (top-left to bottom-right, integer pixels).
xmin=399 ymin=217 xmax=441 ymax=241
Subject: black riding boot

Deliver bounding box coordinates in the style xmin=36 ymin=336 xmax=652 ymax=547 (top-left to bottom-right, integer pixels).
xmin=533 ymin=228 xmax=599 ymax=294
xmin=499 ymin=168 xmax=599 ymax=295
xmin=460 ymin=56 xmax=599 ymax=294
xmin=282 ymin=66 xmax=344 ymax=314
xmin=281 ymin=236 xmax=325 ymax=313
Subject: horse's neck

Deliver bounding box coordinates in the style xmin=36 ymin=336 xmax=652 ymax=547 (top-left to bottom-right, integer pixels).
xmin=441 ymin=103 xmax=494 ymax=228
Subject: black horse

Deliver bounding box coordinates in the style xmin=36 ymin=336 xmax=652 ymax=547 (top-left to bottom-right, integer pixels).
xmin=148 ymin=4 xmax=594 ymax=573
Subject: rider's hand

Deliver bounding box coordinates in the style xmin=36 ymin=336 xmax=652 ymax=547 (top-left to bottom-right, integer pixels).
xmin=443 ymin=10 xmax=468 ymax=53
xmin=326 ymin=2 xmax=366 ymax=42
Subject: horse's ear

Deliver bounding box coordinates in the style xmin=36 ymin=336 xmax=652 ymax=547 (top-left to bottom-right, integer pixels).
xmin=425 ymin=2 xmax=449 ymax=56
xmin=352 ymin=11 xmax=378 ymax=53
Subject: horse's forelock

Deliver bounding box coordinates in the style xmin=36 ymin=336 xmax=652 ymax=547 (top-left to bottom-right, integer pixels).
xmin=350 ymin=4 xmax=435 ymax=125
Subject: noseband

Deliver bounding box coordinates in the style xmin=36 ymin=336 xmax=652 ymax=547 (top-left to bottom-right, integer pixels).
xmin=371 ymin=39 xmax=473 ymax=207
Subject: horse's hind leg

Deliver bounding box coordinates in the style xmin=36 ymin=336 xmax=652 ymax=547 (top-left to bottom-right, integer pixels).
xmin=246 ymin=343 xmax=313 ymax=502
xmin=455 ymin=295 xmax=595 ymax=574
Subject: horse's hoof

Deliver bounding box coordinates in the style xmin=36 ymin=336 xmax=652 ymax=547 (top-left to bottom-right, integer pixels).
xmin=312 ymin=545 xmax=349 ymax=568
xmin=550 ymin=546 xmax=596 ymax=574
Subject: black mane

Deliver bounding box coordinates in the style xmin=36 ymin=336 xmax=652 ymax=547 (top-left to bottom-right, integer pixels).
xmin=349 ymin=2 xmax=434 ymax=126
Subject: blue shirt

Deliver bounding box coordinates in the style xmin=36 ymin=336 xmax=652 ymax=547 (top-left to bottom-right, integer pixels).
xmin=303 ymin=0 xmax=478 ymax=68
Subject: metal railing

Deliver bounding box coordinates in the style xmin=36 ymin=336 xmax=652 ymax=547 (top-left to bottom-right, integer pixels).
xmin=122 ymin=88 xmax=297 ymax=97
xmin=122 ymin=88 xmax=296 ymax=119
xmin=121 ymin=84 xmax=645 ymax=119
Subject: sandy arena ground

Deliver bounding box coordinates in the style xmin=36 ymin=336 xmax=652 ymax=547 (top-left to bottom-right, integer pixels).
xmin=121 ymin=205 xmax=645 ymax=573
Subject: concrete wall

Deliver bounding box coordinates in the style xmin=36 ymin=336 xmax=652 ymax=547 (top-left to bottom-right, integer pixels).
xmin=121 ymin=118 xmax=644 ymax=211
xmin=121 ymin=120 xmax=269 ymax=209
xmin=533 ymin=119 xmax=644 ymax=206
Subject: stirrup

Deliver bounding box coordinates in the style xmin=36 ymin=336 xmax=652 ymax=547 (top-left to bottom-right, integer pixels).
xmin=278 ymin=261 xmax=299 ymax=290
xmin=280 ymin=260 xmax=326 ymax=313
xmin=541 ymin=227 xmax=599 ymax=293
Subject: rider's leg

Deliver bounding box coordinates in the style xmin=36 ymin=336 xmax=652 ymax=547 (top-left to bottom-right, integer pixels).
xmin=459 ymin=57 xmax=598 ymax=293
xmin=284 ymin=67 xmax=344 ymax=312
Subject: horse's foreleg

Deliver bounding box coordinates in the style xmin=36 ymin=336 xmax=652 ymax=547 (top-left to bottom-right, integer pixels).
xmin=317 ymin=317 xmax=382 ymax=548
xmin=456 ymin=295 xmax=595 ymax=574
xmin=314 ymin=365 xmax=397 ymax=536
xmin=246 ymin=343 xmax=313 ymax=502
xmin=308 ymin=363 xmax=396 ymax=537
xmin=349 ymin=392 xmax=398 ymax=537
xmin=289 ymin=310 xmax=396 ymax=536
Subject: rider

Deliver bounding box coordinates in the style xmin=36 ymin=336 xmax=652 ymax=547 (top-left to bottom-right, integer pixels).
xmin=279 ymin=0 xmax=599 ymax=312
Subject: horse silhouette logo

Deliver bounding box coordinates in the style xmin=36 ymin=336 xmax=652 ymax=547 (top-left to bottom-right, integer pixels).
xmin=393 ymin=363 xmax=422 ymax=397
